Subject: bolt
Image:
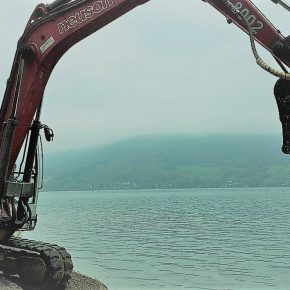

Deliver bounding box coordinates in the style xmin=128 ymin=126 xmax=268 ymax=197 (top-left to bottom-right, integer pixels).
xmin=273 ymin=42 xmax=284 ymax=52
xmin=21 ymin=44 xmax=36 ymax=61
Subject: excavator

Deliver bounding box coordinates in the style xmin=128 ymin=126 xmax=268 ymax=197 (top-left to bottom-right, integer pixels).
xmin=0 ymin=0 xmax=290 ymax=289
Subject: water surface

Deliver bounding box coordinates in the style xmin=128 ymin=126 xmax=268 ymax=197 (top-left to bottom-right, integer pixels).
xmin=24 ymin=188 xmax=290 ymax=289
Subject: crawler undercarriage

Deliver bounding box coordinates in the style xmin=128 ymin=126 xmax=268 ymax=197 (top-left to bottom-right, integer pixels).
xmin=0 ymin=237 xmax=73 ymax=290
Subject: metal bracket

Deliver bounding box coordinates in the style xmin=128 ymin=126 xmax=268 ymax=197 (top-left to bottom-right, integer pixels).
xmin=4 ymin=182 xmax=35 ymax=198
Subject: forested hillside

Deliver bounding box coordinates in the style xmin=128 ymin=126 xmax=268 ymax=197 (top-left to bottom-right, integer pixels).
xmin=43 ymin=135 xmax=290 ymax=190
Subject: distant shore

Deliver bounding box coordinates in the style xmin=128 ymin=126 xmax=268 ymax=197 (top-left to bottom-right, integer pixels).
xmin=43 ymin=135 xmax=290 ymax=191
xmin=0 ymin=272 xmax=108 ymax=290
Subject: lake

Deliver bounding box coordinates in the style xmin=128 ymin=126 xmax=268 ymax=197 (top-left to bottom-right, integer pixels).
xmin=24 ymin=187 xmax=290 ymax=290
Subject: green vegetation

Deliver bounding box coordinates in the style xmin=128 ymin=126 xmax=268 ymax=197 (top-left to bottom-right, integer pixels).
xmin=43 ymin=134 xmax=290 ymax=190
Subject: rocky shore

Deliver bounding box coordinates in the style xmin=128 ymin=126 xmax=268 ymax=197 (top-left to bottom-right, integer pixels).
xmin=0 ymin=272 xmax=108 ymax=290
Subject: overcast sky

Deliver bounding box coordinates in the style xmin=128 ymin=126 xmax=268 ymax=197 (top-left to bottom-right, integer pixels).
xmin=0 ymin=0 xmax=289 ymax=152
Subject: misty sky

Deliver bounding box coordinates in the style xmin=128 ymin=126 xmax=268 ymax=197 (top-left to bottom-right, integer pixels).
xmin=0 ymin=1 xmax=289 ymax=152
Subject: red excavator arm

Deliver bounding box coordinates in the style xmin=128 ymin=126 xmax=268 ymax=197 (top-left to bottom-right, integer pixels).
xmin=1 ymin=0 xmax=290 ymax=233
xmin=1 ymin=0 xmax=290 ymax=182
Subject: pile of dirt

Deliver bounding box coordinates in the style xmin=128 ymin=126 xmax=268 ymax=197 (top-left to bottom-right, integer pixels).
xmin=65 ymin=272 xmax=108 ymax=290
xmin=0 ymin=272 xmax=108 ymax=290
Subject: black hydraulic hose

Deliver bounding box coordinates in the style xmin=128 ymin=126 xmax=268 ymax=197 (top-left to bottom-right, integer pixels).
xmin=274 ymin=56 xmax=289 ymax=74
xmin=47 ymin=0 xmax=72 ymax=11
xmin=38 ymin=134 xmax=44 ymax=190
xmin=23 ymin=199 xmax=32 ymax=221
xmin=270 ymin=0 xmax=290 ymax=12
xmin=15 ymin=199 xmax=28 ymax=227
xmin=23 ymin=121 xmax=41 ymax=183
xmin=15 ymin=134 xmax=29 ymax=180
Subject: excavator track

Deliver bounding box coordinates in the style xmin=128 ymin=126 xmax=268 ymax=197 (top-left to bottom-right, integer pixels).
xmin=0 ymin=237 xmax=73 ymax=290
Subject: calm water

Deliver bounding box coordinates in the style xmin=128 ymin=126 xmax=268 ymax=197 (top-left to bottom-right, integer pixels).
xmin=24 ymin=188 xmax=290 ymax=290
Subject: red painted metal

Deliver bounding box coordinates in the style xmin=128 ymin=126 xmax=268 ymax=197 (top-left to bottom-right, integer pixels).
xmin=207 ymin=0 xmax=286 ymax=56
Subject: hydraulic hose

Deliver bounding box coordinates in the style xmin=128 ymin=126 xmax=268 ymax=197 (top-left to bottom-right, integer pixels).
xmin=47 ymin=0 xmax=72 ymax=11
xmin=223 ymin=0 xmax=290 ymax=80
xmin=270 ymin=0 xmax=290 ymax=12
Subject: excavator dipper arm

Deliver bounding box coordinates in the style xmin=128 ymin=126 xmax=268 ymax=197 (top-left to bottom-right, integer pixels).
xmin=0 ymin=0 xmax=290 ymax=289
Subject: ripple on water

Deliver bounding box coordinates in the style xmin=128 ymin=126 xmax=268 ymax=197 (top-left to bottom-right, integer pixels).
xmin=24 ymin=188 xmax=290 ymax=290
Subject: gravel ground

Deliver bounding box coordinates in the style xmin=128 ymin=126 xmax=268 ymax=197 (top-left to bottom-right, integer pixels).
xmin=0 ymin=272 xmax=108 ymax=290
xmin=65 ymin=272 xmax=108 ymax=290
xmin=0 ymin=276 xmax=22 ymax=290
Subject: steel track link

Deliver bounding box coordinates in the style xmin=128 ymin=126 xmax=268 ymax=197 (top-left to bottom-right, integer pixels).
xmin=0 ymin=237 xmax=73 ymax=290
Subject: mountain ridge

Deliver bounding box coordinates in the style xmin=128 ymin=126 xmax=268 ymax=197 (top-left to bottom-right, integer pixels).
xmin=42 ymin=134 xmax=290 ymax=190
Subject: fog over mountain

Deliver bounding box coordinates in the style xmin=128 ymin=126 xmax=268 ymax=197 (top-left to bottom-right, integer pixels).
xmin=42 ymin=134 xmax=290 ymax=191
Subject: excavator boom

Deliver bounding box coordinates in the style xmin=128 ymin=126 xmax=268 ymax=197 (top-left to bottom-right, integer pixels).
xmin=1 ymin=0 xmax=290 ymax=184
